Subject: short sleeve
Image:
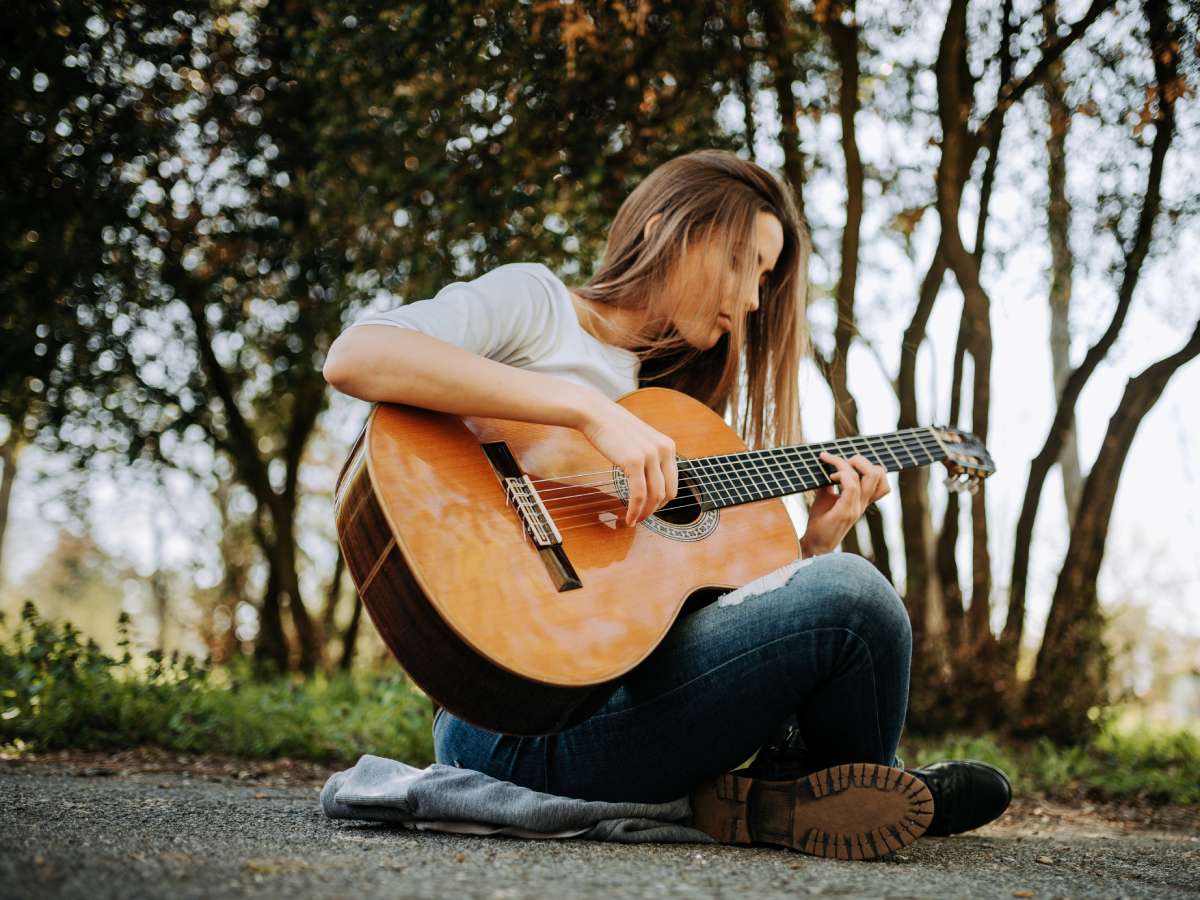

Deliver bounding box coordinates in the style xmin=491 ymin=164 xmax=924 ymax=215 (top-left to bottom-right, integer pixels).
xmin=346 ymin=264 xmax=558 ymax=367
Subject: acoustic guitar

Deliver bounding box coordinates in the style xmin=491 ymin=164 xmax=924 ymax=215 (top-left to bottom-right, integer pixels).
xmin=333 ymin=387 xmax=994 ymax=736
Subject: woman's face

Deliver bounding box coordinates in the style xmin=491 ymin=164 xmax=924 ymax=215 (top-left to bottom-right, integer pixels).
xmin=663 ymin=210 xmax=785 ymax=351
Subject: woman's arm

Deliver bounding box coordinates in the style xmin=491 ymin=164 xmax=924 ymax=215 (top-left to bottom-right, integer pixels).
xmin=323 ymin=325 xmax=595 ymax=428
xmin=322 ymin=325 xmax=678 ymax=525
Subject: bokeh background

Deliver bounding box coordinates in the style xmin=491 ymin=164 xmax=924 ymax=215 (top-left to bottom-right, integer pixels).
xmin=2 ymin=0 xmax=1198 ymax=762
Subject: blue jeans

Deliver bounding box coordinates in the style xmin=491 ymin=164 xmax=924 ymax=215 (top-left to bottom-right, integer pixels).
xmin=433 ymin=552 xmax=912 ymax=804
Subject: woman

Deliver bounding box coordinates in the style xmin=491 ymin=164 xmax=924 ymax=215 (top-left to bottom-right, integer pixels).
xmin=323 ymin=149 xmax=1010 ymax=859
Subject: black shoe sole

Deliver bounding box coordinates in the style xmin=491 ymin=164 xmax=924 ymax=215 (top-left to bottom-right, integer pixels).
xmin=689 ymin=763 xmax=934 ymax=860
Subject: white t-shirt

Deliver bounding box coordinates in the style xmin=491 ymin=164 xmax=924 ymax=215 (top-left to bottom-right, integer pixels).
xmin=347 ymin=262 xmax=641 ymax=400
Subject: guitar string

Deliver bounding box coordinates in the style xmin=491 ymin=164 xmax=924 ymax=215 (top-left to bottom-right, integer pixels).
xmin=529 ymin=432 xmax=947 ymax=515
xmin=530 ymin=434 xmax=949 ymax=527
xmin=547 ymin=460 xmax=974 ymax=536
xmin=536 ymin=436 xmax=948 ymax=523
xmin=507 ymin=449 xmax=970 ymax=542
xmin=529 ymin=431 xmax=946 ymax=503
xmin=523 ymin=427 xmax=943 ymax=490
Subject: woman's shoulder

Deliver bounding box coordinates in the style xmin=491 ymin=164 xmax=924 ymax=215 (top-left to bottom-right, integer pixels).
xmin=470 ymin=261 xmax=576 ymax=326
xmin=475 ymin=261 xmax=566 ymax=297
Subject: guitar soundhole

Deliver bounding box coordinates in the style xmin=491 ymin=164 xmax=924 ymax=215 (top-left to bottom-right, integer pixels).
xmin=612 ymin=460 xmax=719 ymax=541
xmin=652 ymin=474 xmax=704 ymax=526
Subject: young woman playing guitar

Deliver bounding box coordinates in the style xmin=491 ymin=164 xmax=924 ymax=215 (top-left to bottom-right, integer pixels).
xmin=323 ymin=149 xmax=1010 ymax=860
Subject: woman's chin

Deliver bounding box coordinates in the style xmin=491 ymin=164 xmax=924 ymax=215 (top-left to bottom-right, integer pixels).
xmin=678 ymin=322 xmax=728 ymax=351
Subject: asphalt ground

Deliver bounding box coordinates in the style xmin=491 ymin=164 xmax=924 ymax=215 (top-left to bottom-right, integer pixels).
xmin=2 ymin=752 xmax=1198 ymax=899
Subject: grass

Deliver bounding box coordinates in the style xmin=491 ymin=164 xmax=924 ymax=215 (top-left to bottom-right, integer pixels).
xmin=0 ymin=601 xmax=434 ymax=767
xmin=901 ymin=724 xmax=1200 ymax=806
xmin=3 ymin=602 xmax=1198 ymax=805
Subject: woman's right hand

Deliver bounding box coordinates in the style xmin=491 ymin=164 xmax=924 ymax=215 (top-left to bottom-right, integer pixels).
xmin=577 ymin=399 xmax=678 ymax=526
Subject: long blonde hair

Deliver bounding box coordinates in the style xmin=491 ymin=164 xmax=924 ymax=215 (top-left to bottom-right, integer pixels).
xmin=572 ymin=149 xmax=811 ymax=450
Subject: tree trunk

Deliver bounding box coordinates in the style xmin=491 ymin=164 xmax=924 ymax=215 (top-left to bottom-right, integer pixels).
xmin=1001 ymin=0 xmax=1179 ymax=672
xmin=934 ymin=0 xmax=996 ymax=651
xmin=1024 ymin=318 xmax=1200 ymax=742
xmin=823 ymin=7 xmax=863 ymax=451
xmin=273 ymin=507 xmax=320 ymax=673
xmin=209 ymin=482 xmax=250 ymax=665
xmin=734 ymin=4 xmax=758 ymax=158
xmin=937 ymin=328 xmax=968 ymax=651
xmin=253 ymin=549 xmax=289 ymax=675
xmin=820 ymin=3 xmax=893 ymax=584
xmin=897 ymin=240 xmax=948 ymax=652
xmin=759 ymin=0 xmax=807 ymax=220
xmin=0 ymin=427 xmax=23 ymax=589
xmin=320 ymin=547 xmax=346 ymax=663
xmin=898 ymin=0 xmax=1107 ymax=729
xmin=180 ymin=278 xmax=323 ymax=673
xmin=1043 ymin=0 xmax=1084 ymax=523
xmin=338 ymin=593 xmax=364 ymax=672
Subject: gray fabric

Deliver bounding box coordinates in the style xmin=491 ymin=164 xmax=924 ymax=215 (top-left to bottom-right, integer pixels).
xmin=320 ymin=754 xmax=717 ymax=844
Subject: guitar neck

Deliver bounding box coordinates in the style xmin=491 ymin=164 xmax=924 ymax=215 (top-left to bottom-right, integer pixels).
xmin=683 ymin=427 xmax=946 ymax=511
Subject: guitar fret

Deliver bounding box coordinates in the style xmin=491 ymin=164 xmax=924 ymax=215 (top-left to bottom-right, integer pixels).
xmin=737 ymin=453 xmax=766 ymax=501
xmin=797 ymin=445 xmax=828 ymax=494
xmin=895 ymin=433 xmax=921 ymax=468
xmin=880 ymin=436 xmax=904 ymax=471
xmin=758 ymin=450 xmax=792 ymax=496
xmin=697 ymin=427 xmax=950 ymax=510
xmin=729 ymin=452 xmax=765 ymax=502
xmin=750 ymin=449 xmax=787 ymax=498
xmin=711 ymin=453 xmax=751 ymax=504
xmin=790 ymin=446 xmax=822 ymax=488
xmin=772 ymin=450 xmax=802 ymax=492
xmin=689 ymin=456 xmax=732 ymax=508
xmin=739 ymin=451 xmax=768 ymax=498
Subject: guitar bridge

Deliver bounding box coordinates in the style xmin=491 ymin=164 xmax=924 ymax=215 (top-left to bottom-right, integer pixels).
xmin=480 ymin=441 xmax=582 ymax=592
xmin=504 ymin=474 xmax=563 ymax=548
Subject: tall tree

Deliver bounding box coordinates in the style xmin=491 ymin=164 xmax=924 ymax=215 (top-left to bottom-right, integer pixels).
xmin=0 ymin=0 xmax=192 ymax=571
xmin=1020 ymin=0 xmax=1194 ymax=741
xmin=817 ymin=0 xmax=893 ymax=580
xmin=1025 ymin=319 xmax=1200 ymax=740
xmin=1001 ymin=0 xmax=1181 ymax=677
xmin=1042 ymin=0 xmax=1085 ymax=525
xmin=759 ymin=0 xmax=811 ymax=221
xmin=0 ymin=429 xmax=21 ymax=586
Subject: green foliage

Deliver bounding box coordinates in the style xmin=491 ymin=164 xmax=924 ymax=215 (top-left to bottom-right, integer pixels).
xmin=7 ymin=603 xmax=1199 ymax=805
xmin=903 ymin=723 xmax=1200 ymax=806
xmin=0 ymin=602 xmax=434 ymax=766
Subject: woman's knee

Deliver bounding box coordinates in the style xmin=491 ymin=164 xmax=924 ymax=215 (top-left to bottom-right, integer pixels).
xmin=803 ymin=553 xmax=911 ymax=648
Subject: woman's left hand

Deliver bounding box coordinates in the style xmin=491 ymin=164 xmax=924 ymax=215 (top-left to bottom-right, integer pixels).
xmin=799 ymin=451 xmax=890 ymax=558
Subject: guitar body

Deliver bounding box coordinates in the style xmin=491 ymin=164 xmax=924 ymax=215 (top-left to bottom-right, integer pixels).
xmin=334 ymin=387 xmax=801 ymax=736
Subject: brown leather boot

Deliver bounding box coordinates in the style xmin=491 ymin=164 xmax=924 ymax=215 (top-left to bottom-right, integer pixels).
xmin=689 ymin=762 xmax=933 ymax=861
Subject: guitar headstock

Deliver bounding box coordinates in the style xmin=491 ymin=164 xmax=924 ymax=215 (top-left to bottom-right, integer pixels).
xmin=930 ymin=427 xmax=996 ymax=494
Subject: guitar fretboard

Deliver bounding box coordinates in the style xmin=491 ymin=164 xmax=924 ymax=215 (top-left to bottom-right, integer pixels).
xmin=680 ymin=427 xmax=945 ymax=510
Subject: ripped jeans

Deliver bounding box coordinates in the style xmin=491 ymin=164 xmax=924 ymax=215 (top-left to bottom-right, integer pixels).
xmin=433 ymin=552 xmax=912 ymax=804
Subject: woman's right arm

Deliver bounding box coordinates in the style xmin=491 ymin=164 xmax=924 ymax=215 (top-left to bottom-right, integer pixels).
xmin=322 ymin=325 xmax=677 ymax=525
xmin=324 ymin=324 xmax=595 ymax=428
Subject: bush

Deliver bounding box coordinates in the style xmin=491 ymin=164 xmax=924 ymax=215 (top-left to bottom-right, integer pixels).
xmin=0 ymin=602 xmax=435 ymax=766
xmin=5 ymin=602 xmax=1197 ymax=804
xmin=902 ymin=722 xmax=1200 ymax=806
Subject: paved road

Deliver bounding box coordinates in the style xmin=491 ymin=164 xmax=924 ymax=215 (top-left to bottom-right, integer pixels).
xmin=2 ymin=758 xmax=1198 ymax=899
